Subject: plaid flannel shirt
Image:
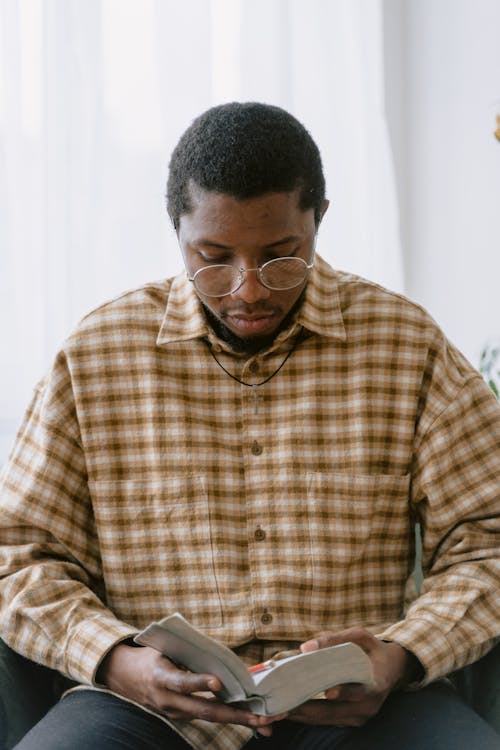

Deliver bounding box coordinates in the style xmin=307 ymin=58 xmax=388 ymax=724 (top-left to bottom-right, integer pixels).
xmin=1 ymin=254 xmax=499 ymax=750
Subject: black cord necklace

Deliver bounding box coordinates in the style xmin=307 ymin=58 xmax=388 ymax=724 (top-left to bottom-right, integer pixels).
xmin=205 ymin=326 xmax=305 ymax=388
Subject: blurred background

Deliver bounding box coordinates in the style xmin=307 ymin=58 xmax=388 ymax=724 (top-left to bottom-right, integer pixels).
xmin=1 ymin=0 xmax=499 ymax=461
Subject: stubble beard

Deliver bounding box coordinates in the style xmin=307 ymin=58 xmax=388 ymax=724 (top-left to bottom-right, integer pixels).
xmin=201 ymin=292 xmax=305 ymax=356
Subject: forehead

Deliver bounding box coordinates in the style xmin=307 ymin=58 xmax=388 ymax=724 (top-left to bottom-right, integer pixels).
xmin=178 ymin=186 xmax=314 ymax=243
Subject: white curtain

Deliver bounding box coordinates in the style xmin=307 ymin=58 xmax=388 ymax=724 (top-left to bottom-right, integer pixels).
xmin=0 ymin=0 xmax=403 ymax=460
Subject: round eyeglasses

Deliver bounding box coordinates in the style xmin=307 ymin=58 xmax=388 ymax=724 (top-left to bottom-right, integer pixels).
xmin=187 ymin=256 xmax=314 ymax=298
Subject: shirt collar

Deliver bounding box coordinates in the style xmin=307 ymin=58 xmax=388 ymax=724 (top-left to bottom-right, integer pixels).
xmin=296 ymin=253 xmax=346 ymax=341
xmin=156 ymin=253 xmax=346 ymax=347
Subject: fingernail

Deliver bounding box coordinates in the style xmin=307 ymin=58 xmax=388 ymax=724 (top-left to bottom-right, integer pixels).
xmin=301 ymin=639 xmax=319 ymax=652
xmin=257 ymin=727 xmax=273 ymax=737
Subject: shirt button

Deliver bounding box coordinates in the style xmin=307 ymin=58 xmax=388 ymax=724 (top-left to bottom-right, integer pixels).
xmin=251 ymin=441 xmax=263 ymax=455
xmin=249 ymin=360 xmax=260 ymax=373
xmin=261 ymin=612 xmax=273 ymax=625
xmin=254 ymin=527 xmax=266 ymax=541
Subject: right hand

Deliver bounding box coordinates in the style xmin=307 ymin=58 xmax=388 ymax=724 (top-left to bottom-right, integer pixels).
xmin=98 ymin=643 xmax=285 ymax=736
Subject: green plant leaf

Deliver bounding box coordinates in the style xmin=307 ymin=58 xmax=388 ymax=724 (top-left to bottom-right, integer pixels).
xmin=488 ymin=379 xmax=499 ymax=399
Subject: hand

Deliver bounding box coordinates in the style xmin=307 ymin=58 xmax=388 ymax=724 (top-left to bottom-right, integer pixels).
xmin=98 ymin=644 xmax=286 ymax=736
xmin=287 ymin=627 xmax=422 ymax=728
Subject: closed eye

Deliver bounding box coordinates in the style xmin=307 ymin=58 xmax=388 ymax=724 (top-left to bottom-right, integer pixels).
xmin=263 ymin=248 xmax=300 ymax=263
xmin=198 ymin=252 xmax=233 ymax=264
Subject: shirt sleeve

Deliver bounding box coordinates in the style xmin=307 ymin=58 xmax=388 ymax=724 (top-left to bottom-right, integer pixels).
xmin=0 ymin=350 xmax=138 ymax=685
xmin=380 ymin=355 xmax=500 ymax=684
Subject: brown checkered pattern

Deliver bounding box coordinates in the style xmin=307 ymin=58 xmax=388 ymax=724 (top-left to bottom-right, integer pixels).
xmin=1 ymin=254 xmax=499 ymax=750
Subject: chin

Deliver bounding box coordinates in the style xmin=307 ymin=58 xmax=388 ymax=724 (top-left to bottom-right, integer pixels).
xmin=201 ymin=303 xmax=276 ymax=354
xmin=220 ymin=325 xmax=278 ymax=355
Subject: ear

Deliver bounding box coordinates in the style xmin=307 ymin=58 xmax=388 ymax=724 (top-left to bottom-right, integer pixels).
xmin=320 ymin=199 xmax=330 ymax=222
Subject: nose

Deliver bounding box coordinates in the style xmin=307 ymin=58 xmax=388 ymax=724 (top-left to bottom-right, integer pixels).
xmin=231 ymin=268 xmax=271 ymax=304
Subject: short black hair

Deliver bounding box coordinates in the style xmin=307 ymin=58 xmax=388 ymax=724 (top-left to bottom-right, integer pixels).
xmin=166 ymin=102 xmax=326 ymax=228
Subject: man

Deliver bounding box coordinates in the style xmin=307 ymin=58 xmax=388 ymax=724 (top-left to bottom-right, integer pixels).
xmin=0 ymin=102 xmax=499 ymax=750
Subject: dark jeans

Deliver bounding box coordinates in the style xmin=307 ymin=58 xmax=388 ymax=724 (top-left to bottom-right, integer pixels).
xmin=14 ymin=683 xmax=499 ymax=750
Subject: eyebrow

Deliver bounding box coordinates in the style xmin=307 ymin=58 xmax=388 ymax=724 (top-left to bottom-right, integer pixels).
xmin=193 ymin=235 xmax=302 ymax=250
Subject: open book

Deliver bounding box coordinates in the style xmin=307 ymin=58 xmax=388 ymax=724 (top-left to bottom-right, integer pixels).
xmin=134 ymin=613 xmax=374 ymax=716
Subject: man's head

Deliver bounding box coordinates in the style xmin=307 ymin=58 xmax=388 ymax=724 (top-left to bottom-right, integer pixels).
xmin=167 ymin=102 xmax=326 ymax=229
xmin=167 ymin=103 xmax=328 ymax=353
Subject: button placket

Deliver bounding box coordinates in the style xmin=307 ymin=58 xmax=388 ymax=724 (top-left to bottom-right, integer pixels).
xmin=240 ymin=363 xmax=270 ymax=631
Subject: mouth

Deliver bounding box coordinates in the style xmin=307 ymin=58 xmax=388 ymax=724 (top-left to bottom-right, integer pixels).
xmin=224 ymin=312 xmax=279 ymax=335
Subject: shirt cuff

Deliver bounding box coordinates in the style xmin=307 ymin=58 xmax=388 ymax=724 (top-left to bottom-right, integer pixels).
xmin=63 ymin=615 xmax=139 ymax=685
xmin=377 ymin=618 xmax=456 ymax=686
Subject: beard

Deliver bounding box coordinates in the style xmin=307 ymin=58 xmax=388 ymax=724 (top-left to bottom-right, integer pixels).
xmin=201 ymin=292 xmax=306 ymax=355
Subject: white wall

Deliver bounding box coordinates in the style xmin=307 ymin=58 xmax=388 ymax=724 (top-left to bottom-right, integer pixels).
xmin=0 ymin=1 xmax=405 ymax=464
xmin=384 ymin=0 xmax=500 ymax=366
xmin=2 ymin=2 xmax=498 ymax=464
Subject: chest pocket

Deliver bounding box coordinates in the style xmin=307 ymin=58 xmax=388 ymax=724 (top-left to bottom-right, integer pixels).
xmin=91 ymin=476 xmax=222 ymax=628
xmin=307 ymin=472 xmax=411 ymax=562
xmin=306 ymin=472 xmax=411 ymax=622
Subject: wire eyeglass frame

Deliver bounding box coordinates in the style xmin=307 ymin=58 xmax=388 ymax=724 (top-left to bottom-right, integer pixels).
xmin=186 ymin=255 xmax=315 ymax=298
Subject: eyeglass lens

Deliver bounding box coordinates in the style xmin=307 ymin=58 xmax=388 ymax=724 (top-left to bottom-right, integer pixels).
xmin=193 ymin=257 xmax=310 ymax=296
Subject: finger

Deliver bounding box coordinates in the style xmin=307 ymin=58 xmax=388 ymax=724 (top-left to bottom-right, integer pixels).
xmin=324 ymin=683 xmax=373 ymax=702
xmin=300 ymin=629 xmax=340 ymax=652
xmin=256 ymin=725 xmax=274 ymax=737
xmin=255 ymin=716 xmax=288 ymax=738
xmin=153 ymin=659 xmax=223 ymax=694
xmin=301 ymin=627 xmax=379 ymax=654
xmin=157 ymin=690 xmax=288 ymax=729
xmin=155 ymin=691 xmax=257 ymax=724
xmin=300 ymin=638 xmax=320 ymax=653
xmin=151 ymin=660 xmax=289 ymax=727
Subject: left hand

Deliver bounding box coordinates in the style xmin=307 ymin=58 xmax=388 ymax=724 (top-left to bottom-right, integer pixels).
xmin=287 ymin=627 xmax=422 ymax=727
